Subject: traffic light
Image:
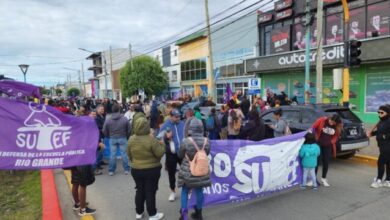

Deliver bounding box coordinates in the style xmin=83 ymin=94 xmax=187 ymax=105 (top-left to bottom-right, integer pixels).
xmin=348 ymin=40 xmax=362 ymax=67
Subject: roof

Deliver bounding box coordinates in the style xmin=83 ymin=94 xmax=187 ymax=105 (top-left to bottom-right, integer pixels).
xmin=176 ymin=30 xmax=207 ymax=46
xmin=86 ymin=52 xmax=102 ymax=60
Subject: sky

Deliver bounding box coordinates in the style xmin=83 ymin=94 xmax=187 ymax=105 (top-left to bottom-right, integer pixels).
xmin=0 ymin=0 xmax=272 ymax=87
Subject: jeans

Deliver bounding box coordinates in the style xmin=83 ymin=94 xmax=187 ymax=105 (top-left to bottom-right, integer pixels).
xmin=181 ymin=186 xmax=204 ymax=209
xmin=131 ymin=166 xmax=161 ymax=216
xmin=166 ymin=152 xmax=181 ymax=191
xmin=92 ymin=148 xmax=104 ymax=171
xmin=108 ymin=137 xmax=130 ymax=173
xmin=302 ymin=168 xmax=317 ymax=187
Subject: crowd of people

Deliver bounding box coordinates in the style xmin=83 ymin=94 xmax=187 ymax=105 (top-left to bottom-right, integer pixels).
xmin=45 ymin=92 xmax=389 ymax=220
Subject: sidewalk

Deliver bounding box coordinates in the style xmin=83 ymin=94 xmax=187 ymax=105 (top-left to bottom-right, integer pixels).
xmin=357 ymin=124 xmax=379 ymax=157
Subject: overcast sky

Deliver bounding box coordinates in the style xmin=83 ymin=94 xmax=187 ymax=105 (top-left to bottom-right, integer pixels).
xmin=0 ymin=0 xmax=272 ymax=86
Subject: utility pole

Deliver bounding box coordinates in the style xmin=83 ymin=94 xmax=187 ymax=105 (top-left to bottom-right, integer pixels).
xmin=109 ymin=46 xmax=114 ymax=100
xmin=78 ymin=70 xmax=82 ymax=94
xmin=129 ymin=43 xmax=133 ymax=68
xmin=103 ymin=53 xmax=108 ymax=98
xmin=315 ymin=0 xmax=324 ymax=104
xmin=81 ymin=63 xmax=86 ymax=97
xmin=304 ymin=0 xmax=312 ymax=104
xmin=204 ymin=0 xmax=216 ymax=101
xmin=341 ymin=0 xmax=350 ymax=108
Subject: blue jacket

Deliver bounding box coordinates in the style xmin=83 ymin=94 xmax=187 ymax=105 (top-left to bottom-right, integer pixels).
xmin=159 ymin=119 xmax=185 ymax=153
xmin=299 ymin=144 xmax=320 ymax=168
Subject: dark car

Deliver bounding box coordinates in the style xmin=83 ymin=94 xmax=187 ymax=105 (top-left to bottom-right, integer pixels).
xmin=260 ymin=104 xmax=369 ymax=158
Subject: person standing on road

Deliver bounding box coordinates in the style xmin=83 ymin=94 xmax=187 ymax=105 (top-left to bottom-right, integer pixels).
xmin=227 ymin=103 xmax=244 ymax=139
xmin=312 ymin=114 xmax=342 ymax=187
xmin=103 ymin=104 xmax=131 ymax=176
xmin=206 ymin=108 xmax=220 ymax=140
xmin=178 ymin=118 xmax=211 ymax=220
xmin=93 ymin=105 xmax=106 ymax=175
xmin=239 ymin=110 xmax=266 ymax=141
xmin=128 ymin=117 xmax=165 ymax=220
xmin=158 ymin=109 xmax=185 ymax=202
xmin=240 ymin=95 xmax=250 ymax=119
xmin=299 ymin=132 xmax=321 ymax=190
xmin=268 ymin=109 xmax=288 ymax=138
xmin=369 ymin=105 xmax=390 ymax=188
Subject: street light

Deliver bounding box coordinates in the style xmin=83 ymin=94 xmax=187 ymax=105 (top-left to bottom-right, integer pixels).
xmin=18 ymin=64 xmax=29 ymax=83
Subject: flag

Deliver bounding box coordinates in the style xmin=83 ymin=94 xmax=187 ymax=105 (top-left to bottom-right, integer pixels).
xmin=224 ymin=84 xmax=233 ymax=103
xmin=214 ymin=68 xmax=220 ymax=82
xmin=0 ymin=80 xmax=41 ymax=99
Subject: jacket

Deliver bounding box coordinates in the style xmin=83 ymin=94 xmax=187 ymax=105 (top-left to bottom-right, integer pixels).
xmin=103 ymin=112 xmax=131 ymax=139
xmin=372 ymin=116 xmax=390 ymax=154
xmin=239 ymin=119 xmax=266 ymax=141
xmin=127 ymin=117 xmax=165 ymax=169
xmin=159 ymin=119 xmax=185 ymax=153
xmin=273 ymin=119 xmax=287 ymax=138
xmin=95 ymin=114 xmax=106 ymax=140
xmin=312 ymin=117 xmax=341 ymax=157
xmin=299 ymin=144 xmax=321 ymax=168
xmin=131 ymin=112 xmax=146 ymax=135
xmin=177 ymin=118 xmax=211 ymax=188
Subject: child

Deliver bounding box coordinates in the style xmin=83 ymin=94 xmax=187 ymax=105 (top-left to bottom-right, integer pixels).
xmin=299 ymin=132 xmax=321 ymax=189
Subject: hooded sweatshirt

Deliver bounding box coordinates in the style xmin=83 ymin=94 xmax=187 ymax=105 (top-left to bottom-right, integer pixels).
xmin=103 ymin=112 xmax=131 ymax=139
xmin=127 ymin=117 xmax=165 ymax=169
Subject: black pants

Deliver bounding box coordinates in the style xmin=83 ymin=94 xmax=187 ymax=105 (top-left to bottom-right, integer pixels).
xmin=377 ymin=153 xmax=390 ymax=180
xmin=166 ymin=153 xmax=182 ymax=191
xmin=131 ymin=166 xmax=161 ymax=216
xmin=315 ymin=145 xmax=332 ymax=179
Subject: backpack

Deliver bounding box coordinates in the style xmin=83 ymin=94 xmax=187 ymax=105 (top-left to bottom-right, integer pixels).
xmin=186 ymin=137 xmax=209 ymax=177
xmin=206 ymin=115 xmax=215 ymax=131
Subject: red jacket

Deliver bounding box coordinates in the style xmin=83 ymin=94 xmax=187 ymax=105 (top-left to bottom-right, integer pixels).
xmin=312 ymin=117 xmax=341 ymax=157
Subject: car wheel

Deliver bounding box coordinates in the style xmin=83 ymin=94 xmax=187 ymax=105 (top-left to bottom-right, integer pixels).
xmin=337 ymin=151 xmax=356 ymax=159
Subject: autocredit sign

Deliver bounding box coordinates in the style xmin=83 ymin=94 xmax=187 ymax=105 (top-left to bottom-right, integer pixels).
xmin=245 ymin=44 xmax=344 ymax=73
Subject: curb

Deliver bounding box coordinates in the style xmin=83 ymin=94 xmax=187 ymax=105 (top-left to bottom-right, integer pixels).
xmin=64 ymin=170 xmax=94 ymax=220
xmin=351 ymin=154 xmax=378 ymax=167
xmin=41 ymin=169 xmax=63 ymax=220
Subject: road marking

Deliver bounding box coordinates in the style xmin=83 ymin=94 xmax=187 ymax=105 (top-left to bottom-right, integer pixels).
xmin=64 ymin=170 xmax=95 ymax=220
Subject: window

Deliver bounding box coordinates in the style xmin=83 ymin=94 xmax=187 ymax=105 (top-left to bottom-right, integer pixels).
xmin=174 ymin=49 xmax=177 ymax=56
xmin=219 ymin=63 xmax=245 ymax=78
xmin=171 ymin=70 xmax=177 ymax=82
xmin=263 ymin=25 xmax=273 ymax=55
xmin=281 ymin=110 xmax=301 ymax=124
xmin=302 ymin=109 xmax=317 ymax=124
xmin=233 ymin=82 xmax=248 ymax=95
xmin=180 ymin=58 xmax=207 ymax=81
xmin=216 ymin=83 xmax=228 ymax=104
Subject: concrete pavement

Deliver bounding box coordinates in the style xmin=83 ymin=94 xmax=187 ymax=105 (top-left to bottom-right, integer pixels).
xmin=55 ymin=157 xmax=390 ymax=220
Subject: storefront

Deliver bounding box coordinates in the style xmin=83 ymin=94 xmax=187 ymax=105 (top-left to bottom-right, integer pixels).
xmin=246 ymin=36 xmax=390 ymax=123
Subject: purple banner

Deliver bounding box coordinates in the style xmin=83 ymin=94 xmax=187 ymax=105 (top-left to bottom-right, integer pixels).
xmin=0 ymin=98 xmax=99 ymax=170
xmin=0 ymin=80 xmax=41 ymax=99
xmin=190 ymin=132 xmax=306 ymax=207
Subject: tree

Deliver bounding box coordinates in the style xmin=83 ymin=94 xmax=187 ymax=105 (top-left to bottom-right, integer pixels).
xmin=67 ymin=87 xmax=80 ymax=97
xmin=55 ymin=88 xmax=63 ymax=96
xmin=40 ymin=87 xmax=50 ymax=96
xmin=120 ymin=55 xmax=168 ymax=98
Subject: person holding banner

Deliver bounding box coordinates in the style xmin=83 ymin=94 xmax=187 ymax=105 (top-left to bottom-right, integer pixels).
xmin=177 ymin=118 xmax=211 ymax=220
xmin=268 ymin=109 xmax=288 ymax=138
xmin=312 ymin=114 xmax=342 ymax=187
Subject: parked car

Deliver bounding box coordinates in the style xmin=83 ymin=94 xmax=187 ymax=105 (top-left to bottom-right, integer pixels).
xmin=260 ymin=104 xmax=369 ymax=158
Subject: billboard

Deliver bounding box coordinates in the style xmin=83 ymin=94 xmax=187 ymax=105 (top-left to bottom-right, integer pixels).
xmin=348 ymin=7 xmax=366 ymax=40
xmin=367 ymin=1 xmax=390 ymax=37
xmin=326 ymin=14 xmax=343 ymax=45
xmin=271 ymin=25 xmax=291 ymax=54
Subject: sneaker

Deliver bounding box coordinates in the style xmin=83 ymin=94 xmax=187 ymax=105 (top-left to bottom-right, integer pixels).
xmin=371 ymin=178 xmax=383 ymax=188
xmin=72 ymin=202 xmax=89 ymax=211
xmin=300 ymin=185 xmax=306 ymax=189
xmin=78 ymin=207 xmax=96 ymax=216
xmin=149 ymin=212 xmax=164 ymax=220
xmin=321 ymin=178 xmax=330 ymax=187
xmin=136 ymin=212 xmax=145 ymax=219
xmin=168 ymin=192 xmax=176 ymax=202
xmin=124 ymin=171 xmax=130 ymax=175
xmin=383 ymin=180 xmax=390 ymax=188
xmin=94 ymin=170 xmax=103 ymax=175
xmin=313 ymin=187 xmax=318 ymax=190
xmin=306 ymin=180 xmax=313 ymax=187
xmin=108 ymin=172 xmax=114 ymax=176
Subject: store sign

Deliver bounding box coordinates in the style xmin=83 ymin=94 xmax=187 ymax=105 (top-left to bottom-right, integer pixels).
xmin=271 ymin=26 xmax=291 ymax=54
xmin=248 ymin=78 xmax=261 ymax=89
xmin=275 ymin=9 xmax=293 ymax=21
xmin=275 ymin=0 xmax=293 ymax=11
xmin=258 ymin=13 xmax=273 ymax=23
xmin=245 ymin=36 xmax=390 ymax=73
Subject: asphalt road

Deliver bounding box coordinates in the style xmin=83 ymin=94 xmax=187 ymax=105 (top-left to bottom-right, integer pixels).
xmin=55 ymin=156 xmax=390 ymax=220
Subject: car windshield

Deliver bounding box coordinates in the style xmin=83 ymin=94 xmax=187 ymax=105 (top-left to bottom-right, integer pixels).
xmin=324 ymin=109 xmax=361 ymax=123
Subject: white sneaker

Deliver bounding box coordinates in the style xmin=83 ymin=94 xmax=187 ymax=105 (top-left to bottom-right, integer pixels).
xmin=149 ymin=212 xmax=164 ymax=220
xmin=383 ymin=180 xmax=390 ymax=188
xmin=124 ymin=171 xmax=130 ymax=175
xmin=136 ymin=212 xmax=144 ymax=219
xmin=168 ymin=192 xmax=176 ymax=202
xmin=371 ymin=178 xmax=383 ymax=188
xmin=306 ymin=180 xmax=313 ymax=187
xmin=321 ymin=178 xmax=330 ymax=187
xmin=108 ymin=172 xmax=114 ymax=176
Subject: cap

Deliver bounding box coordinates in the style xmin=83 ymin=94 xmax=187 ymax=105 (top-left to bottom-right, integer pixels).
xmin=170 ymin=109 xmax=181 ymax=117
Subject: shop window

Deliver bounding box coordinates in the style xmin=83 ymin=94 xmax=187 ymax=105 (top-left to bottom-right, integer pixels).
xmin=180 ymin=58 xmax=207 ymax=81
xmin=367 ymin=1 xmax=390 ymax=38
xmin=217 ymin=83 xmax=228 ymax=104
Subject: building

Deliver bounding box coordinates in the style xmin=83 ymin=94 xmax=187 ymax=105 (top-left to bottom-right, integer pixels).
xmin=176 ymin=31 xmax=210 ymax=98
xmin=211 ymin=12 xmax=259 ymax=104
xmin=245 ymin=0 xmax=390 ymax=123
